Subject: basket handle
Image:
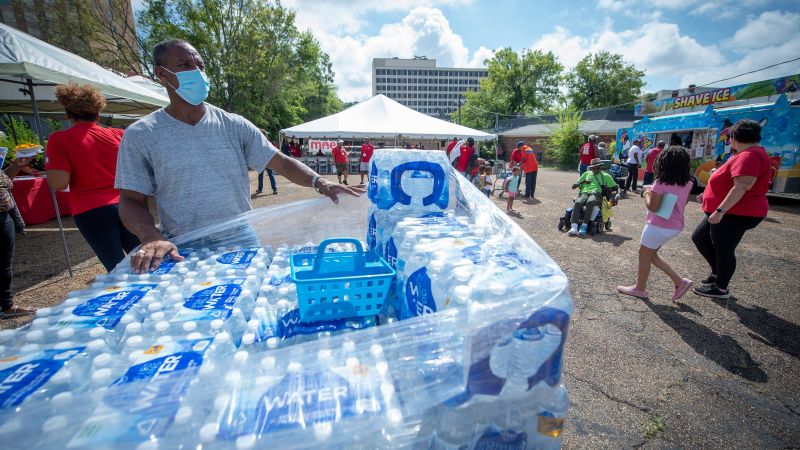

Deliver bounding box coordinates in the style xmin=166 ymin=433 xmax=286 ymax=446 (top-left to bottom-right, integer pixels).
xmin=390 ymin=161 xmax=447 ymax=208
xmin=313 ymin=238 xmax=365 ymax=272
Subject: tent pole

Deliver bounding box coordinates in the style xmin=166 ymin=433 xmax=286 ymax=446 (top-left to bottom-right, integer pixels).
xmin=26 ymin=78 xmax=73 ymax=277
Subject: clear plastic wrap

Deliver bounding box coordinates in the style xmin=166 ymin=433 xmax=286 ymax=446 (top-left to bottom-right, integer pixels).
xmin=0 ymin=149 xmax=572 ymax=449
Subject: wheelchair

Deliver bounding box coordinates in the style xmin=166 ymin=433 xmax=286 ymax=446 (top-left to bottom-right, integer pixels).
xmin=557 ymin=192 xmax=616 ymax=236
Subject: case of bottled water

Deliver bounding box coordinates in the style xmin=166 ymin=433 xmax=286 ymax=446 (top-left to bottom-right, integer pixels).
xmin=0 ymin=149 xmax=572 ymax=448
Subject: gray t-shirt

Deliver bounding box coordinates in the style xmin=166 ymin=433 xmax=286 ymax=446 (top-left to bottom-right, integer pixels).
xmin=115 ymin=104 xmax=276 ymax=237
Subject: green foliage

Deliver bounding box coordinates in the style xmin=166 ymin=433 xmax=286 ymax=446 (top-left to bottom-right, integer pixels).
xmin=546 ymin=107 xmax=584 ymax=170
xmin=461 ymin=48 xmax=563 ymax=130
xmin=0 ymin=116 xmax=44 ymax=170
xmin=643 ymin=413 xmax=666 ymax=439
xmin=565 ymin=51 xmax=646 ymax=111
xmin=137 ymin=0 xmax=343 ymax=133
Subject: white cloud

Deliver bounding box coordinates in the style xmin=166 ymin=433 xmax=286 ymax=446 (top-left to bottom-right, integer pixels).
xmin=299 ymin=6 xmax=493 ymax=101
xmin=531 ymin=21 xmax=725 ymax=77
xmin=282 ymin=0 xmax=472 ymax=34
xmin=681 ymin=40 xmax=800 ymax=88
xmin=727 ymin=10 xmax=800 ymax=50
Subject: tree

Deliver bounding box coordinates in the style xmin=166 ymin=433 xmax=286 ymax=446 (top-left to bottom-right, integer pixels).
xmin=565 ymin=51 xmax=645 ymax=111
xmin=460 ymin=48 xmax=563 ymax=130
xmin=546 ymin=107 xmax=584 ymax=170
xmin=137 ymin=0 xmax=342 ymax=132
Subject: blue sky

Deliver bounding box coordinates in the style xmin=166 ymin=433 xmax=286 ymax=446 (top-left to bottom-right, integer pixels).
xmin=135 ymin=0 xmax=800 ymax=102
xmin=282 ymin=0 xmax=800 ymax=101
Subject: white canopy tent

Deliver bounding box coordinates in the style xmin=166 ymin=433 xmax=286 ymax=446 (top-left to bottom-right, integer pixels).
xmin=0 ymin=23 xmax=169 ymax=275
xmin=281 ymin=94 xmax=496 ymax=141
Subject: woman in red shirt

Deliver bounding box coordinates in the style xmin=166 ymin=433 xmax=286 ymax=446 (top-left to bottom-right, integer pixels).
xmin=46 ymin=84 xmax=140 ymax=272
xmin=691 ymin=119 xmax=769 ymax=299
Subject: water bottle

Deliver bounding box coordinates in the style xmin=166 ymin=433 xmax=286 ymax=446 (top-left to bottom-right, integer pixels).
xmin=502 ymin=325 xmax=563 ymax=395
xmin=528 ymin=383 xmax=568 ymax=449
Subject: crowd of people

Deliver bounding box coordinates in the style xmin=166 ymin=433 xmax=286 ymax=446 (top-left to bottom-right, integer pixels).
xmin=0 ymin=38 xmax=773 ymax=318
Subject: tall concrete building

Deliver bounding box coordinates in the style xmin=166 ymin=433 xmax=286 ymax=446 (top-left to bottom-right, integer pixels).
xmin=372 ymin=57 xmax=487 ymax=119
xmin=0 ymin=0 xmax=141 ymax=75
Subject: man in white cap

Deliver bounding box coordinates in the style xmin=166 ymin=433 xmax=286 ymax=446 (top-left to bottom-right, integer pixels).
xmin=332 ymin=139 xmax=349 ymax=184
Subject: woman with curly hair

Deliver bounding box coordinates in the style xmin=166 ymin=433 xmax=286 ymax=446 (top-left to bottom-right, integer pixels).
xmin=46 ymin=83 xmax=140 ymax=272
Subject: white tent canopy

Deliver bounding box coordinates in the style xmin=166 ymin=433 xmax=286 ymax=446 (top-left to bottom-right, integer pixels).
xmin=282 ymin=94 xmax=496 ymax=141
xmin=0 ymin=23 xmax=168 ymax=116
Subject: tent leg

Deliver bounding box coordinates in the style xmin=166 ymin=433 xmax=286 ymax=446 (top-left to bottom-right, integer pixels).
xmin=26 ymin=77 xmax=73 ymax=277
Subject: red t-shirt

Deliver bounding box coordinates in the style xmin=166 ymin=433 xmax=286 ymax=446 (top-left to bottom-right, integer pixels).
xmin=521 ymin=146 xmax=539 ymax=173
xmin=702 ymin=146 xmax=770 ymax=217
xmin=446 ymin=139 xmax=458 ymax=156
xmin=645 ymin=147 xmax=662 ymax=174
xmin=455 ymin=145 xmax=474 ymax=172
xmin=579 ymin=143 xmax=596 ymax=164
xmin=360 ymin=143 xmax=374 ymax=162
xmin=45 ymin=122 xmax=124 ymax=215
xmin=290 ymin=143 xmax=301 ymax=157
xmin=510 ymin=148 xmax=522 ymax=166
xmin=332 ymin=146 xmax=349 ymax=164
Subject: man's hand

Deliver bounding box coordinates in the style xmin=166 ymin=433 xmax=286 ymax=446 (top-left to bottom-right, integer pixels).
xmin=131 ymin=238 xmax=184 ymax=274
xmin=11 ymin=157 xmax=33 ymax=168
xmin=316 ymin=178 xmax=365 ymax=204
xmin=696 ymin=192 xmax=704 ymax=203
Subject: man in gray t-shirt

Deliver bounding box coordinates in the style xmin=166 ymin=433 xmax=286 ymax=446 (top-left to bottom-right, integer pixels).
xmin=116 ymin=39 xmax=363 ymax=273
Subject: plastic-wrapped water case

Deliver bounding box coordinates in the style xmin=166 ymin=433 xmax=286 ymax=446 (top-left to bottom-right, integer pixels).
xmin=0 ymin=149 xmax=572 ymax=449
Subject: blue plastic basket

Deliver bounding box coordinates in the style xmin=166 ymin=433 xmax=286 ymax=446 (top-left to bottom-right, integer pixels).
xmin=290 ymin=238 xmax=396 ymax=322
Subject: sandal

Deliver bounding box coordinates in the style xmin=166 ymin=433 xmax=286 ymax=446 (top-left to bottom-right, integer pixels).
xmin=0 ymin=304 xmax=37 ymax=319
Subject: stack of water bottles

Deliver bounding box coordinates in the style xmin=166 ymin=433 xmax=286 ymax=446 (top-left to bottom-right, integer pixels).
xmin=0 ymin=148 xmax=573 ymax=449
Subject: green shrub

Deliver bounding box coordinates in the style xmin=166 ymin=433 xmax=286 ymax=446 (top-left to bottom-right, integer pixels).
xmin=546 ymin=108 xmax=584 ymax=170
xmin=0 ymin=115 xmax=45 ymax=170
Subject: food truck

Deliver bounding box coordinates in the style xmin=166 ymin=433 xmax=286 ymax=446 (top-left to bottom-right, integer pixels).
xmin=617 ymin=75 xmax=800 ymax=196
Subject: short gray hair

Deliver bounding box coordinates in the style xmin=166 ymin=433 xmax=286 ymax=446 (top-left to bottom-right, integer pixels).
xmin=153 ymin=39 xmax=191 ymax=67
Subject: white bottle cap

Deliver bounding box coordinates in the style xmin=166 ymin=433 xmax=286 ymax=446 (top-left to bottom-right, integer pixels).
xmin=454 ymin=266 xmax=473 ymax=282
xmin=25 ymin=329 xmax=44 ymax=342
xmin=215 ymin=332 xmax=231 ymax=345
xmin=213 ymin=394 xmax=230 ymax=411
xmin=156 ymin=335 xmax=173 ymax=345
xmin=42 ymin=415 xmax=69 ymax=433
xmin=346 ymin=357 xmax=359 ymax=368
xmin=36 ymin=307 xmax=53 ymax=317
xmin=317 ymin=349 xmax=332 ymax=361
xmin=57 ymin=328 xmax=74 ymax=340
xmin=287 ymin=361 xmax=302 ymax=373
xmin=313 ymin=422 xmax=332 ymax=441
xmin=488 ymin=281 xmax=508 ymax=296
xmin=150 ymin=311 xmax=166 ymax=322
xmin=169 ymin=293 xmax=184 ymax=303
xmin=387 ymin=408 xmax=403 ymax=425
xmin=20 ymin=343 xmax=40 ymax=353
xmin=234 ymin=351 xmax=249 ymax=365
xmin=522 ymin=279 xmax=541 ymax=292
xmin=128 ymin=350 xmax=145 ymax=363
xmin=136 ymin=439 xmax=159 ymax=450
xmin=148 ymin=302 xmax=163 ymax=313
xmin=126 ymin=335 xmax=144 ymax=348
xmin=266 ymin=337 xmax=279 ymax=349
xmin=126 ymin=322 xmax=143 ymax=334
xmin=51 ymin=391 xmax=73 ymax=407
xmin=92 ymin=368 xmax=112 ymax=385
xmin=381 ymin=382 xmax=395 ymax=398
xmin=454 ymin=285 xmax=471 ymax=301
xmin=93 ymin=353 xmax=113 ymax=368
xmin=210 ymin=319 xmax=225 ymax=331
xmin=174 ymin=405 xmax=193 ymax=424
xmin=247 ymin=319 xmax=260 ymax=330
xmin=261 ymin=356 xmax=276 ymax=370
xmin=225 ymin=370 xmax=242 ymax=385
xmin=342 ymin=340 xmax=356 ymax=353
xmin=87 ymin=339 xmax=107 ymax=352
xmin=155 ymin=321 xmax=170 ymax=333
xmin=182 ymin=321 xmax=197 ymax=332
xmin=370 ymin=344 xmax=383 ymax=356
xmin=199 ymin=423 xmax=219 ymax=443
xmin=50 ymin=367 xmax=72 ymax=384
xmin=89 ymin=327 xmax=105 ymax=339
xmin=241 ymin=333 xmax=256 ymax=347
xmin=236 ymin=434 xmax=257 ymax=449
xmin=186 ymin=332 xmax=203 ymax=340
xmin=31 ymin=317 xmax=49 ymax=328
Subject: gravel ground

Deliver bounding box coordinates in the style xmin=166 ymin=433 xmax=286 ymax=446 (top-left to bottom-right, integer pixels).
xmin=3 ymin=168 xmax=799 ymax=448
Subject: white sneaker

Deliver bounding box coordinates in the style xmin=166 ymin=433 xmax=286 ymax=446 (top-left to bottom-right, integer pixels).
xmin=568 ymin=224 xmax=579 ymax=235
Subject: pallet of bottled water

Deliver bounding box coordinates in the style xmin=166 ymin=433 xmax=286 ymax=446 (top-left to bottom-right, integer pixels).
xmin=0 ymin=149 xmax=573 ymax=449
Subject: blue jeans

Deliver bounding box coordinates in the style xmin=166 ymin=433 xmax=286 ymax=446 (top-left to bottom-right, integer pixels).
xmin=257 ymin=169 xmax=277 ymax=193
xmin=73 ymin=204 xmax=140 ymax=272
xmin=578 ymin=163 xmax=588 ymax=174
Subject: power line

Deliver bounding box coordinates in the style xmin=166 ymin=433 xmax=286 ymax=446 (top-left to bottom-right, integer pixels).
xmin=462 ymin=56 xmax=800 ymax=125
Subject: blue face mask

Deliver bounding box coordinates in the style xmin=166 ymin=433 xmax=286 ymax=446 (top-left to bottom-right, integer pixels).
xmin=160 ymin=66 xmax=209 ymax=105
